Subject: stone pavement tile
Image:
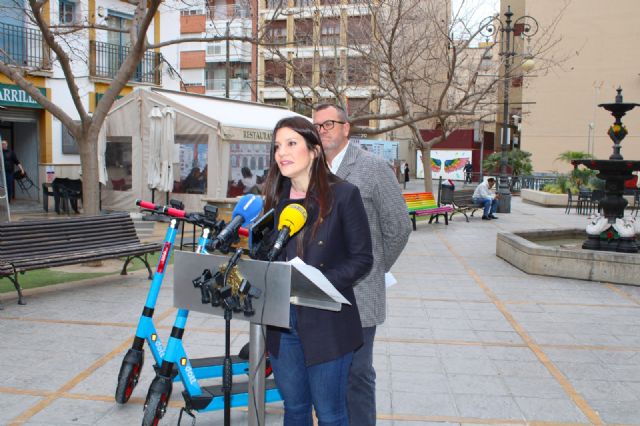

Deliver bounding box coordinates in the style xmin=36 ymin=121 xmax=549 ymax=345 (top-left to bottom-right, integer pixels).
xmin=441 ymin=357 xmax=499 ymax=376
xmin=376 ymin=390 xmax=392 ymax=414
xmin=389 ymin=355 xmax=443 ymax=374
xmin=424 ymin=307 xmax=469 ymax=320
xmin=463 ymin=306 xmax=506 ymax=321
xmin=553 ymin=361 xmax=617 ymax=381
xmin=494 ymin=360 xmax=554 ymax=378
xmin=474 ymin=331 xmax=523 ymax=344
xmin=384 ymin=325 xmax=435 ymax=340
xmin=501 ymin=376 xmax=567 ymax=398
xmin=593 ymin=350 xmax=640 ymax=365
xmin=606 ymin=363 xmax=640 ymax=381
xmin=436 ymin=345 xmax=489 ymax=360
xmin=0 ymin=393 xmax=44 ymax=424
xmin=386 ymin=341 xmax=437 ymax=357
xmin=570 ymin=379 xmax=638 ymax=402
xmin=453 ymin=394 xmax=523 ymax=419
xmin=467 ymin=318 xmax=516 ymax=332
xmin=482 ymin=346 xmax=538 ymax=362
xmin=448 ymin=374 xmax=509 ymax=396
xmin=543 ymin=348 xmax=602 ymax=364
xmin=26 ymin=397 xmax=115 ymax=425
xmin=428 ymin=318 xmax=472 ymax=331
xmin=391 ymin=391 xmax=458 ymax=417
xmin=514 ymin=396 xmax=588 ymax=422
xmin=432 ymin=329 xmax=479 ymax=341
xmin=391 ymin=371 xmax=449 ymax=393
xmin=523 ymin=330 xmax=579 ymax=345
xmin=589 ymin=399 xmax=640 ymax=424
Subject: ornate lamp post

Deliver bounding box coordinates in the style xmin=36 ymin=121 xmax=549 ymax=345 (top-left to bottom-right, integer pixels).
xmin=481 ymin=5 xmax=538 ymax=213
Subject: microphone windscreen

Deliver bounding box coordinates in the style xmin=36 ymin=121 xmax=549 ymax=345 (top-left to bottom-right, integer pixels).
xmin=278 ymin=204 xmax=307 ymax=236
xmin=232 ymin=194 xmax=264 ymax=227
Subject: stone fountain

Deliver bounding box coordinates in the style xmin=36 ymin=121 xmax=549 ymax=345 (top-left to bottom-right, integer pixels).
xmin=495 ymin=88 xmax=640 ymax=286
xmin=572 ymin=88 xmax=640 ymax=253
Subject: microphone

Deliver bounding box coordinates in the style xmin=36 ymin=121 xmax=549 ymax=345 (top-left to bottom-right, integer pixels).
xmin=207 ymin=194 xmax=263 ymax=251
xmin=267 ymin=203 xmax=307 ymax=261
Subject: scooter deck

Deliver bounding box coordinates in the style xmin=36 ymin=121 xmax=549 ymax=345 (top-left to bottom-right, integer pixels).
xmin=169 ymin=355 xmax=249 ymax=381
xmin=183 ymin=379 xmax=281 ymax=411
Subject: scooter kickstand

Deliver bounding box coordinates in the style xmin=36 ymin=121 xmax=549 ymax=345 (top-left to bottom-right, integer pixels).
xmin=178 ymin=407 xmax=196 ymax=426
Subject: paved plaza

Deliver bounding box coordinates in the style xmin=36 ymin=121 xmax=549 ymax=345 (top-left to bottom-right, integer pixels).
xmin=1 ymin=180 xmax=640 ymax=425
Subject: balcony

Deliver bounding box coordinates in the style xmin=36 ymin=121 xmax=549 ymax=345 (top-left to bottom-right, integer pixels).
xmin=205 ymin=78 xmax=250 ymax=92
xmin=90 ymin=41 xmax=162 ymax=85
xmin=207 ymin=4 xmax=250 ymax=20
xmin=0 ymin=22 xmax=50 ymax=69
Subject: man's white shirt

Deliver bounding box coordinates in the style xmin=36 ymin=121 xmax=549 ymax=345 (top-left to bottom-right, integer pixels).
xmin=473 ymin=181 xmax=496 ymax=200
xmin=328 ymin=141 xmax=349 ymax=174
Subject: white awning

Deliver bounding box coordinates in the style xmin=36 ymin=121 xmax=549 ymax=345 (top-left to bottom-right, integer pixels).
xmin=153 ymin=89 xmax=309 ymax=143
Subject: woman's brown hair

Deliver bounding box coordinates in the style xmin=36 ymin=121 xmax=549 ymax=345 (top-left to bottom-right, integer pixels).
xmin=262 ymin=116 xmax=336 ymax=254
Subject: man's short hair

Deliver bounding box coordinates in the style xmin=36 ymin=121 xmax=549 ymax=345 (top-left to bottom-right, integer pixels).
xmin=314 ymin=103 xmax=349 ymax=122
xmin=487 ymin=177 xmax=496 ymax=183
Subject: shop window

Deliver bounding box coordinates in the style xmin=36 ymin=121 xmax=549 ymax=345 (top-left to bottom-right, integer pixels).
xmin=227 ymin=143 xmax=271 ymax=197
xmin=61 ymin=120 xmax=80 ymax=154
xmin=174 ymin=134 xmax=208 ymax=194
xmin=105 ymin=137 xmax=132 ymax=191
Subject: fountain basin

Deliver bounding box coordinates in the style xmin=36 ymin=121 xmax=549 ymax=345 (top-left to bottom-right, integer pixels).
xmin=496 ymin=228 xmax=640 ymax=285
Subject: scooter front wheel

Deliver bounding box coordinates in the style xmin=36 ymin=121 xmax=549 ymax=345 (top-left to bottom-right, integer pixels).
xmin=142 ymin=390 xmax=170 ymax=426
xmin=115 ymin=355 xmax=144 ymax=404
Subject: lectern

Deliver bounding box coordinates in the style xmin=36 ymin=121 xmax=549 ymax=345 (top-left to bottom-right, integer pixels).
xmin=173 ymin=251 xmax=345 ymax=425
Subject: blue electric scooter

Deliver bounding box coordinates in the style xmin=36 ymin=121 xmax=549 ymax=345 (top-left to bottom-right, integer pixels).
xmin=115 ymin=200 xmax=257 ymax=404
xmin=141 ymin=197 xmax=281 ymax=426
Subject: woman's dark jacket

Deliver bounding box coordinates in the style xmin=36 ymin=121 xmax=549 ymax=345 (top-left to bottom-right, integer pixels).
xmin=266 ymin=179 xmax=373 ymax=366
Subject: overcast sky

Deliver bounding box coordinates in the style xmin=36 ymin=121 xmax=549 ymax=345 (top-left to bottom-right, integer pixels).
xmin=451 ymin=0 xmax=499 ymax=45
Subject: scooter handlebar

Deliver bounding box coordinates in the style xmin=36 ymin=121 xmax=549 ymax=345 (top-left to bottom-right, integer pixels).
xmin=136 ymin=199 xmax=162 ymax=211
xmin=164 ymin=207 xmax=187 ymax=218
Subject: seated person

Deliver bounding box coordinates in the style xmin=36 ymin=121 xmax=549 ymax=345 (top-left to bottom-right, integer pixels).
xmin=473 ymin=177 xmax=499 ymax=220
xmin=239 ymin=166 xmax=258 ymax=194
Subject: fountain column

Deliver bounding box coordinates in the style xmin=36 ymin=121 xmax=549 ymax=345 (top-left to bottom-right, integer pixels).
xmin=573 ymin=88 xmax=640 ymax=253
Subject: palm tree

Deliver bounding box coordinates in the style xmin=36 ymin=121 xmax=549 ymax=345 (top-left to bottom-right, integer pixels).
xmin=556 ymin=151 xmax=596 ymax=188
xmin=556 ymin=151 xmax=594 ymax=169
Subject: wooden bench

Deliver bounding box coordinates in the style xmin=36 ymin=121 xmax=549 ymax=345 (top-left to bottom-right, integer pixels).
xmin=439 ymin=185 xmax=483 ymax=222
xmin=403 ymin=192 xmax=454 ymax=230
xmin=0 ymin=212 xmax=160 ymax=305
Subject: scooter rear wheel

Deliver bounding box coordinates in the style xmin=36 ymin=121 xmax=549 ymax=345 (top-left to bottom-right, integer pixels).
xmin=142 ymin=390 xmax=170 ymax=426
xmin=115 ymin=359 xmax=144 ymax=404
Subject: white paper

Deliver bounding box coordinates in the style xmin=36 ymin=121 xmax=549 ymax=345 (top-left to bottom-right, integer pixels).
xmin=288 ymin=257 xmax=351 ymax=305
xmin=385 ymin=272 xmax=397 ymax=289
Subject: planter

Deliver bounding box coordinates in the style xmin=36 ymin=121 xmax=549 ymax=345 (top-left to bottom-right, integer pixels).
xmin=521 ymin=189 xmax=635 ymax=208
xmin=521 ymin=189 xmax=567 ymax=207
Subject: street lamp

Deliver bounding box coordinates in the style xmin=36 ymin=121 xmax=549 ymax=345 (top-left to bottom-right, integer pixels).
xmin=481 ymin=5 xmax=538 ymax=213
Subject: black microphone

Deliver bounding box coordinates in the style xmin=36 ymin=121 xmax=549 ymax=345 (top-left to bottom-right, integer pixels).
xmin=267 ymin=203 xmax=308 ymax=261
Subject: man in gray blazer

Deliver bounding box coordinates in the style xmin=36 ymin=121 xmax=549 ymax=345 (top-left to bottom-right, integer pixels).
xmin=313 ymin=104 xmax=412 ymax=425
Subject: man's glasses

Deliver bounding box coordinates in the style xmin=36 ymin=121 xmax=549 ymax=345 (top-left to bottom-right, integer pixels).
xmin=313 ymin=120 xmax=345 ymax=132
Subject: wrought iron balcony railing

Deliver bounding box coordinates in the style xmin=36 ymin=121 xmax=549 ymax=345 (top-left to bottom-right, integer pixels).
xmin=0 ymin=22 xmax=50 ymax=69
xmin=90 ymin=40 xmax=162 ymax=85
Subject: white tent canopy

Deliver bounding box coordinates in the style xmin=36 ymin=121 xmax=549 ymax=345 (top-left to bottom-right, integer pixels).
xmin=101 ymin=88 xmax=306 ymax=212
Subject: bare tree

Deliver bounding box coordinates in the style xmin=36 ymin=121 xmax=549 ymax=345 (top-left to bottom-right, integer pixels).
xmin=258 ymin=0 xmax=567 ymax=191
xmin=0 ymin=0 xmax=265 ymax=214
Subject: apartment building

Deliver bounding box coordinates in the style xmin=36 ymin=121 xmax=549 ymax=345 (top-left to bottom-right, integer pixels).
xmin=0 ymin=0 xmax=180 ymax=199
xmin=506 ymin=0 xmax=640 ymax=172
xmin=178 ymin=0 xmax=256 ymax=101
xmin=258 ymin=0 xmax=375 ymax=122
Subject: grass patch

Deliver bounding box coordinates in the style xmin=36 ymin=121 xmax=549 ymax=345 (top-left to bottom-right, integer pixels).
xmin=0 ymin=251 xmax=168 ymax=294
xmin=0 ymin=270 xmax=112 ymax=293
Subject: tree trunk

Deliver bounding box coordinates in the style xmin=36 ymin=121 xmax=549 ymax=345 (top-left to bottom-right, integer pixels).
xmin=421 ymin=146 xmax=433 ymax=193
xmin=77 ymin=134 xmax=100 ymax=215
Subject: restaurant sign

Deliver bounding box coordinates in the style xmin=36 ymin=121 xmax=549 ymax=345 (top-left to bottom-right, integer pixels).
xmin=0 ymin=83 xmax=46 ymax=109
xmin=224 ymin=126 xmax=273 ymax=143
